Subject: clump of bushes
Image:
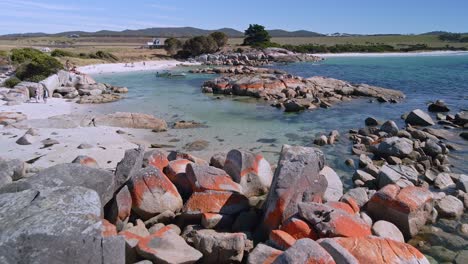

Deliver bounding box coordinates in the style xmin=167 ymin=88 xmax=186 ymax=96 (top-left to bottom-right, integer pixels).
xmin=243 ymin=24 xmax=272 ymax=47
xmin=88 ymin=51 xmax=119 ymax=61
xmin=170 ymin=32 xmax=229 ymax=58
xmin=10 ymin=48 xmax=63 ymax=82
xmin=4 ymin=77 xmax=21 ymax=88
xmin=51 ymin=49 xmax=76 ymax=57
xmin=51 ymin=49 xmax=119 ymax=62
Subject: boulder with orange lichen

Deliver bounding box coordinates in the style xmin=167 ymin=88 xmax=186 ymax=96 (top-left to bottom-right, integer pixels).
xmin=262 ymin=145 xmax=327 ymax=235
xmin=224 ymin=149 xmax=273 ymax=197
xmin=164 ymin=159 xmax=194 ymax=198
xmin=183 ymin=190 xmax=250 ymax=216
xmin=136 ymin=226 xmax=202 ymax=264
xmin=367 ymin=184 xmax=433 ymax=239
xmin=127 ymin=166 xmax=183 ymax=220
xmin=318 ymin=236 xmax=429 ymax=264
xmin=298 ymin=202 xmax=372 ymax=239
xmin=186 ymin=163 xmax=243 ymax=193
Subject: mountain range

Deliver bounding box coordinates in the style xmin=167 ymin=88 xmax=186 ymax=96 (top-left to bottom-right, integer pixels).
xmin=0 ymin=27 xmax=464 ymax=38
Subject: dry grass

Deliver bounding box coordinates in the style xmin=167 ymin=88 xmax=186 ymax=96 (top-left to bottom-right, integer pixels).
xmin=0 ymin=35 xmax=466 ymax=67
xmin=228 ymin=35 xmax=468 ymax=48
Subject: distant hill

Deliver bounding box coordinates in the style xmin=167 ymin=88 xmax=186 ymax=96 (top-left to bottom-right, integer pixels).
xmin=267 ymin=29 xmax=324 ymax=37
xmin=1 ymin=27 xmax=324 ymax=38
xmin=419 ymin=31 xmax=450 ymax=35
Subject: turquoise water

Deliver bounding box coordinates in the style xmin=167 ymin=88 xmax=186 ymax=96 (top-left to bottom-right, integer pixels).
xmin=91 ymin=54 xmax=468 ymax=186
xmin=89 ymin=54 xmax=468 ymax=262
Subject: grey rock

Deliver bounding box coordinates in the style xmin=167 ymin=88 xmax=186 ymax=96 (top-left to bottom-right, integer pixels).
xmin=77 ymin=143 xmax=93 ymax=149
xmin=321 ymin=166 xmax=343 ymax=202
xmin=16 ymin=133 xmax=35 ymax=145
xmin=378 ymin=164 xmax=419 ymax=188
xmin=23 ymin=163 xmax=115 ymax=205
xmin=434 ymin=173 xmax=455 ymax=190
xmin=0 ymin=157 xmax=26 ymax=181
xmin=224 ymin=149 xmax=273 ymax=198
xmin=318 ymin=238 xmax=359 ymax=264
xmin=428 ymin=100 xmax=450 ymax=112
xmin=115 ymin=145 xmax=145 ymax=191
xmin=189 ymin=229 xmax=247 ymax=263
xmin=365 ymin=117 xmax=380 ymax=126
xmin=423 ymin=139 xmax=443 ymax=157
xmin=247 ymin=243 xmax=282 ymax=264
xmin=210 ymin=152 xmax=227 ymax=169
xmin=371 ymin=220 xmax=405 ymax=242
xmin=380 ymin=120 xmax=399 ymax=136
xmin=342 ymin=187 xmax=369 ymax=208
xmin=262 ymin=145 xmax=326 ymax=235
xmin=313 ymin=135 xmax=328 ymax=146
xmin=375 ymin=137 xmax=413 ymax=158
xmin=274 ymin=238 xmax=335 ymax=264
xmin=0 ymin=187 xmax=124 ymax=264
xmin=405 ymin=109 xmax=435 ymax=126
xmin=436 ymin=195 xmax=463 ymax=218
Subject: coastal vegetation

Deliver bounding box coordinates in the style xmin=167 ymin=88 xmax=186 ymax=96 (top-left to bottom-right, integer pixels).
xmin=10 ymin=48 xmax=63 ymax=82
xmin=438 ymin=33 xmax=468 ymax=42
xmin=243 ymin=24 xmax=272 ymax=47
xmin=164 ymin=38 xmax=183 ymax=55
xmin=176 ymin=32 xmax=229 ymax=58
xmin=51 ymin=49 xmax=119 ymax=62
xmin=4 ymin=76 xmax=21 ymax=88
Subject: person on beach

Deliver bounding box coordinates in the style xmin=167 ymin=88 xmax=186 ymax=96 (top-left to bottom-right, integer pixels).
xmin=34 ymin=85 xmax=44 ymax=103
xmin=65 ymin=60 xmax=71 ymax=71
xmin=43 ymin=86 xmax=49 ymax=104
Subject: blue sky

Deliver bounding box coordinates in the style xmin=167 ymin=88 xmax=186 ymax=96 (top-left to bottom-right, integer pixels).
xmin=0 ymin=0 xmax=467 ymax=35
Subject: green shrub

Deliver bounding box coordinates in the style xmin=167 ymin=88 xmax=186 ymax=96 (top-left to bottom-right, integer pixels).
xmin=243 ymin=24 xmax=271 ymax=47
xmin=10 ymin=48 xmax=44 ymax=64
xmin=210 ymin=32 xmax=229 ymax=48
xmin=89 ymin=51 xmax=118 ymax=61
xmin=182 ymin=36 xmax=218 ymax=57
xmin=4 ymin=77 xmax=21 ymax=88
xmin=0 ymin=50 xmax=7 ymax=58
xmin=15 ymin=53 xmax=62 ymax=82
xmin=164 ymin=38 xmax=183 ymax=55
xmin=51 ymin=49 xmax=76 ymax=57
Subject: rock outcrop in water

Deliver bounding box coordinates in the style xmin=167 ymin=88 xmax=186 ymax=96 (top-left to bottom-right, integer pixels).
xmin=0 ymin=143 xmax=442 ymax=263
xmin=201 ymin=68 xmax=405 ymax=112
xmin=192 ymin=48 xmax=322 ymax=66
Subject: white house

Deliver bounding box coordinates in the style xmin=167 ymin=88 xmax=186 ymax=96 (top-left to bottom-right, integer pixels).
xmin=146 ymin=38 xmax=166 ymax=49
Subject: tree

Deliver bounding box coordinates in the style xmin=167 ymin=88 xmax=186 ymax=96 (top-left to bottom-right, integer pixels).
xmin=243 ymin=24 xmax=271 ymax=46
xmin=210 ymin=32 xmax=228 ymax=48
xmin=164 ymin=38 xmax=183 ymax=55
xmin=182 ymin=36 xmax=218 ymax=56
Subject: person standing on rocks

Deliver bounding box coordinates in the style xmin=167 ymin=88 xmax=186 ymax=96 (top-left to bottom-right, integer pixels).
xmin=34 ymin=85 xmax=44 ymax=103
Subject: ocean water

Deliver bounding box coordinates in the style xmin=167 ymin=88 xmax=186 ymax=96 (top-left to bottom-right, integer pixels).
xmin=91 ymin=54 xmax=467 ymax=182
xmin=91 ymin=54 xmax=468 ymax=261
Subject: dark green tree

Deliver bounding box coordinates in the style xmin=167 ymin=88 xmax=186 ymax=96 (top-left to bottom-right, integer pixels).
xmin=182 ymin=36 xmax=218 ymax=56
xmin=164 ymin=38 xmax=183 ymax=55
xmin=243 ymin=24 xmax=271 ymax=46
xmin=209 ymin=32 xmax=229 ymax=48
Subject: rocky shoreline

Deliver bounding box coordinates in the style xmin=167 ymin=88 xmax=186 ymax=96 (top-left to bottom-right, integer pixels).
xmin=199 ymin=66 xmax=405 ymax=112
xmin=1 ymin=70 xmax=128 ymax=106
xmin=192 ymin=48 xmax=323 ymax=66
xmin=0 ymin=59 xmax=467 ymax=263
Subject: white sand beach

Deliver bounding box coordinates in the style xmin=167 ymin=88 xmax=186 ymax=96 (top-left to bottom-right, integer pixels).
xmin=0 ymin=98 xmax=138 ymax=169
xmin=77 ymin=60 xmax=200 ymax=75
